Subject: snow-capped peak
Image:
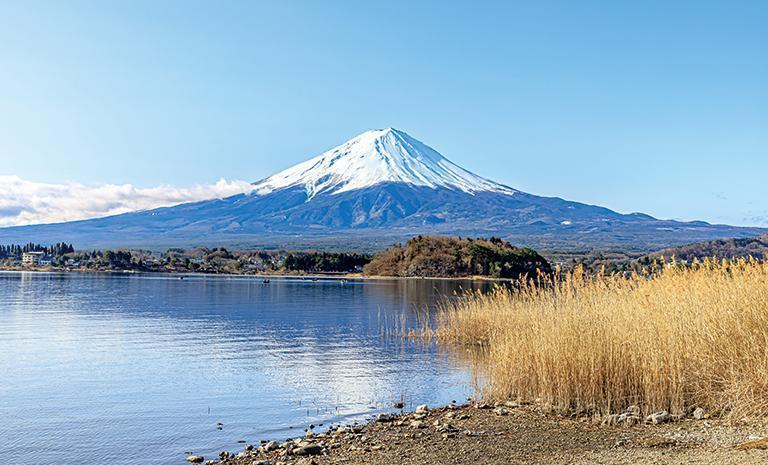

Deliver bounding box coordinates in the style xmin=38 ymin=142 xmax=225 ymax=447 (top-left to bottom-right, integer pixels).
xmin=252 ymin=128 xmax=517 ymax=198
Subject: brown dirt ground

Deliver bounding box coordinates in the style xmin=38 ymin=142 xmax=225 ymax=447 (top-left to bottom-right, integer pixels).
xmin=211 ymin=404 xmax=768 ymax=465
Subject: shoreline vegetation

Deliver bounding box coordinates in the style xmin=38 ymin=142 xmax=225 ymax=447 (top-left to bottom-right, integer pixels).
xmin=0 ymin=235 xmax=553 ymax=279
xmin=4 ymin=233 xmax=768 ymax=278
xmin=419 ymin=258 xmax=768 ymax=420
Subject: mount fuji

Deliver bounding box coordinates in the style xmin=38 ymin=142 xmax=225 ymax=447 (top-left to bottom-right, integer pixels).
xmin=1 ymin=128 xmax=764 ymax=251
xmin=251 ymin=128 xmax=517 ymax=198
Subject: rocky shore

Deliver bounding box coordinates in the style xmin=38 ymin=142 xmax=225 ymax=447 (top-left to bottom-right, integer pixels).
xmin=185 ymin=402 xmax=768 ymax=465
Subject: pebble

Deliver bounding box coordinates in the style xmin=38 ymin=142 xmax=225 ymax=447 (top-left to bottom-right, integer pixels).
xmin=293 ymin=444 xmax=323 ymax=456
xmin=262 ymin=441 xmax=279 ymax=452
xmin=493 ymin=406 xmax=510 ymax=416
xmin=693 ymin=407 xmax=706 ymax=420
xmin=645 ymin=411 xmax=671 ymax=424
xmin=415 ymin=404 xmax=429 ymax=414
xmin=185 ymin=456 xmax=204 ymax=464
xmin=619 ymin=414 xmax=641 ymax=426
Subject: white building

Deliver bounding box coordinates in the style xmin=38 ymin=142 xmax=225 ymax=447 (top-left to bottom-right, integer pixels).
xmin=22 ymin=251 xmax=52 ymax=266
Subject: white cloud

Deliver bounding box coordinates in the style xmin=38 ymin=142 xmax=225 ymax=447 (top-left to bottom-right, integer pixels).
xmin=0 ymin=176 xmax=255 ymax=227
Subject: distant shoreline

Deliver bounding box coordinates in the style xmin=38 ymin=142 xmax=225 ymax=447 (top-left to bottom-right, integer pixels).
xmin=0 ymin=266 xmax=513 ymax=282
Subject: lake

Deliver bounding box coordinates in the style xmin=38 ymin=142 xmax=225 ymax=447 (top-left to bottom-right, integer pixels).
xmin=0 ymin=272 xmax=494 ymax=465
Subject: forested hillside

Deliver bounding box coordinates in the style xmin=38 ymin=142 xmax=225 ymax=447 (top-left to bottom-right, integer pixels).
xmin=364 ymin=236 xmax=550 ymax=278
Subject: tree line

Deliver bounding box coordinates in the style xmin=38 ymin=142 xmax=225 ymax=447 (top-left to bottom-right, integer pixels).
xmin=283 ymin=252 xmax=371 ymax=273
xmin=0 ymin=242 xmax=75 ymax=260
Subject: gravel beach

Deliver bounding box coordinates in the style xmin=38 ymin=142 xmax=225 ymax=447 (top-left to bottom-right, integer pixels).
xmin=191 ymin=403 xmax=768 ymax=465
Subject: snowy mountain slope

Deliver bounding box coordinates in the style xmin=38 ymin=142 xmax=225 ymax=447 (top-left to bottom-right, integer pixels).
xmin=0 ymin=128 xmax=765 ymax=251
xmin=252 ymin=128 xmax=517 ymax=198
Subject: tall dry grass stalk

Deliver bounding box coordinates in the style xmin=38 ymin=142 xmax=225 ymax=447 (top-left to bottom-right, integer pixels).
xmin=432 ymin=259 xmax=768 ymax=419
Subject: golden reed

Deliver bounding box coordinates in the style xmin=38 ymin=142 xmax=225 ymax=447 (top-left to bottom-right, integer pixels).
xmin=429 ymin=258 xmax=768 ymax=419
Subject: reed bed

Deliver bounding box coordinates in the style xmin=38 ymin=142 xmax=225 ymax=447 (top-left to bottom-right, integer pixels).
xmin=429 ymin=259 xmax=768 ymax=419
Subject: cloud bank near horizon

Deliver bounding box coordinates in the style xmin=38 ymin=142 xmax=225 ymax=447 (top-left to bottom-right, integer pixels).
xmin=0 ymin=176 xmax=254 ymax=228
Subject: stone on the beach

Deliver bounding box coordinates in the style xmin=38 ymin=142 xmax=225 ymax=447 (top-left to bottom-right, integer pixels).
xmin=618 ymin=413 xmax=641 ymax=426
xmin=693 ymin=407 xmax=706 ymax=420
xmin=410 ymin=420 xmax=424 ymax=429
xmin=645 ymin=410 xmax=671 ymax=424
xmin=293 ymin=444 xmax=323 ymax=456
xmin=262 ymin=441 xmax=279 ymax=452
xmin=436 ymin=423 xmax=459 ymax=433
xmin=376 ymin=413 xmax=394 ymax=422
xmin=493 ymin=406 xmax=509 ymax=416
xmin=185 ymin=456 xmax=204 ymax=464
xmin=252 ymin=460 xmax=270 ymax=465
xmin=415 ymin=404 xmax=429 ymax=414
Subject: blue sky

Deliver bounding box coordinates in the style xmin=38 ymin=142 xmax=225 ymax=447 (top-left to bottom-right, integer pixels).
xmin=1 ymin=0 xmax=766 ymax=226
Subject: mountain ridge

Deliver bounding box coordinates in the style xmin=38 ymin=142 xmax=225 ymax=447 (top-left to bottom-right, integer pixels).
xmin=0 ymin=128 xmax=764 ymax=252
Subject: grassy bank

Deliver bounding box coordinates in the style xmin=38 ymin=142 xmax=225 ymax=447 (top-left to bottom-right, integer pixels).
xmin=427 ymin=259 xmax=768 ymax=419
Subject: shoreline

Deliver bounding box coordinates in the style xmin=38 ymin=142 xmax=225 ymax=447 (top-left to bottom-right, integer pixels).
xmin=188 ymin=402 xmax=768 ymax=465
xmin=0 ymin=266 xmax=514 ymax=282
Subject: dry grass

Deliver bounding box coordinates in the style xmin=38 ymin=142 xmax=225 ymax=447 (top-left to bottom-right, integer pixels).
xmin=430 ymin=259 xmax=768 ymax=419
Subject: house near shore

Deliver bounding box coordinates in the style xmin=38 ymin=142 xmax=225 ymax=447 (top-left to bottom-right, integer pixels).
xmin=22 ymin=251 xmax=53 ymax=267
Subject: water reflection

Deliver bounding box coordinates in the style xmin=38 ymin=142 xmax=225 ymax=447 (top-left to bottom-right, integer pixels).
xmin=0 ymin=272 xmax=495 ymax=465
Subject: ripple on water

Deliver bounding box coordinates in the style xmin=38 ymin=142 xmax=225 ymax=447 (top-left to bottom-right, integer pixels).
xmin=0 ymin=272 xmax=490 ymax=465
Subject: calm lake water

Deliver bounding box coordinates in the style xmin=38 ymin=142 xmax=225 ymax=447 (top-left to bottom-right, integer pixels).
xmin=0 ymin=272 xmax=494 ymax=465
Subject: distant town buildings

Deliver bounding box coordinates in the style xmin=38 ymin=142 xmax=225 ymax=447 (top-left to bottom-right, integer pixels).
xmin=22 ymin=251 xmax=53 ymax=267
